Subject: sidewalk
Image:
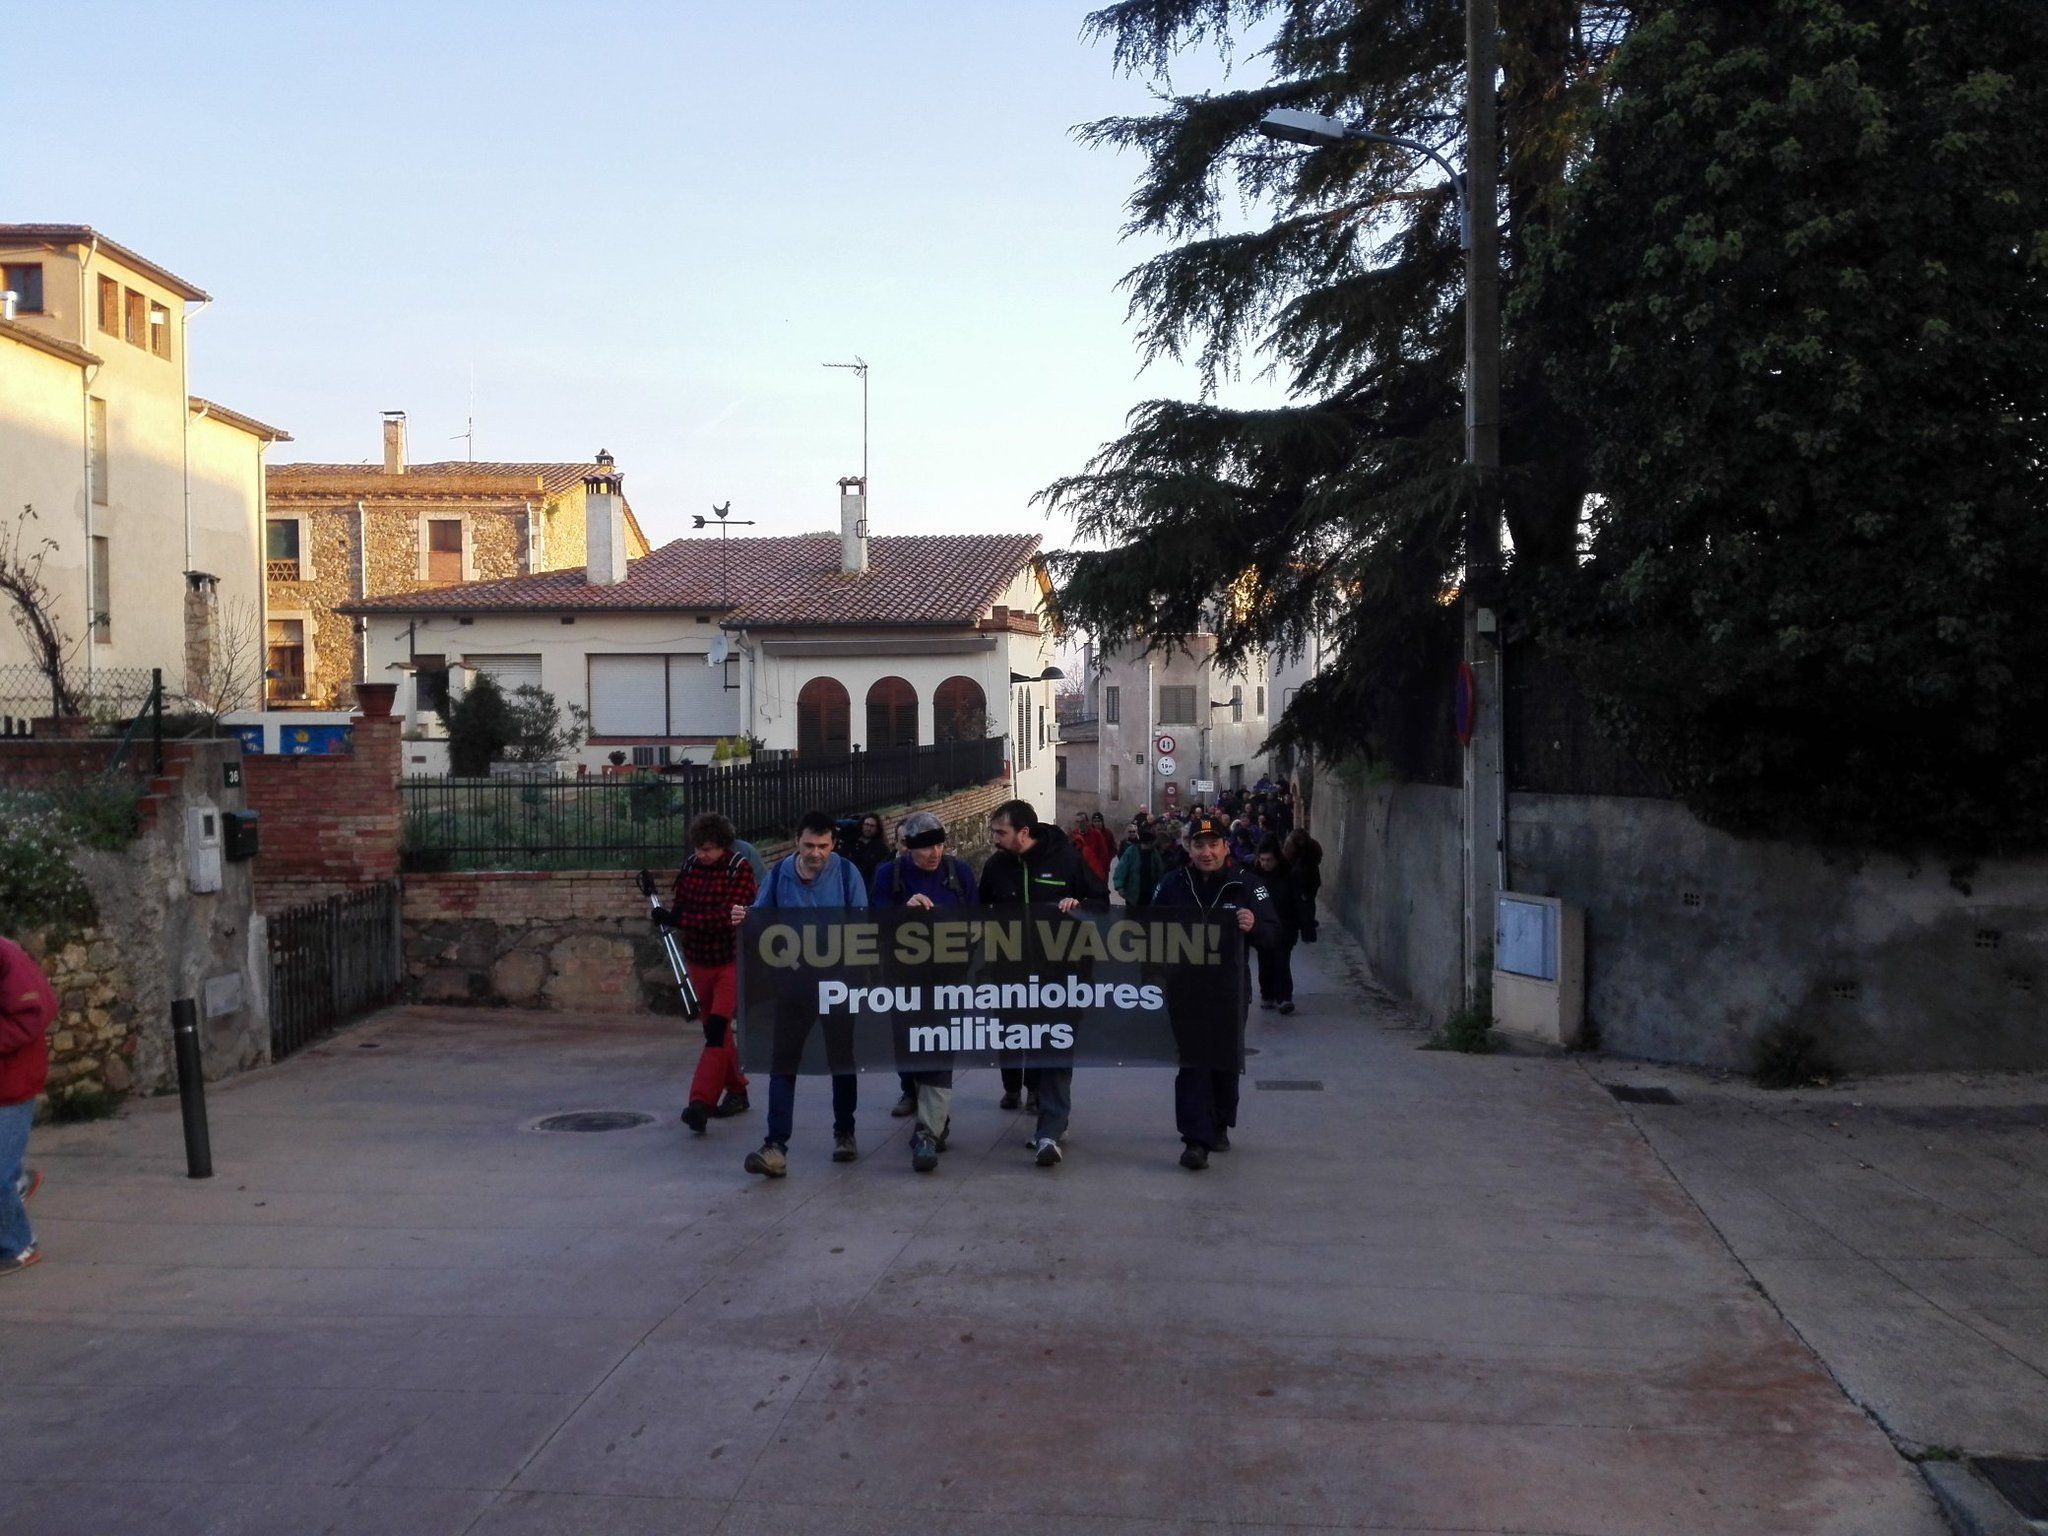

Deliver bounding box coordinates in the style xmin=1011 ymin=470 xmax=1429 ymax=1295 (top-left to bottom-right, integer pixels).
xmin=0 ymin=936 xmax=1943 ymax=1535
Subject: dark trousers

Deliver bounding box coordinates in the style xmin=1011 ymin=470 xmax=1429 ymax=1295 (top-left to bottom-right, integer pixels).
xmin=1000 ymin=1066 xmax=1042 ymax=1095
xmin=766 ymin=1073 xmax=856 ymax=1147
xmin=1256 ymin=936 xmax=1297 ymax=1003
xmin=1174 ymin=1067 xmax=1239 ymax=1151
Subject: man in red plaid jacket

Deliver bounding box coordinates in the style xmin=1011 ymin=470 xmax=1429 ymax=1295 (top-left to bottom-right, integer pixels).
xmin=669 ymin=812 xmax=758 ymax=1134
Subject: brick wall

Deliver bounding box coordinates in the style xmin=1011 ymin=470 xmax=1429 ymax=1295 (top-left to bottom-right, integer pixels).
xmin=244 ymin=714 xmax=402 ymax=910
xmin=399 ymin=775 xmax=1010 ymax=1013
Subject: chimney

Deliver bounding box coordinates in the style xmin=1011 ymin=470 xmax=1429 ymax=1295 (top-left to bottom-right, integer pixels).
xmin=381 ymin=410 xmax=406 ymax=475
xmin=584 ymin=451 xmax=628 ymax=586
xmin=838 ymin=475 xmax=868 ymax=574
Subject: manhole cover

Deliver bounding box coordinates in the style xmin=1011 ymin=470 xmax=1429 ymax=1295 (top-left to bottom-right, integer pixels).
xmin=1255 ymin=1079 xmax=1323 ymax=1091
xmin=532 ymin=1111 xmax=656 ymax=1133
xmin=1607 ymin=1085 xmax=1680 ymax=1105
xmin=1974 ymin=1456 xmax=2048 ymax=1519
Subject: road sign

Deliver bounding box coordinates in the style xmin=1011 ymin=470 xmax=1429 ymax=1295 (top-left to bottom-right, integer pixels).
xmin=1191 ymin=778 xmax=1214 ymax=794
xmin=1162 ymin=781 xmax=1180 ymax=805
xmin=1157 ymin=755 xmax=1177 ymax=776
xmin=1155 ymin=733 xmax=1177 ymax=755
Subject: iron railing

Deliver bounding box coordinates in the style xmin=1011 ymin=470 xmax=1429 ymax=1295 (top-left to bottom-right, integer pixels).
xmin=269 ymin=882 xmax=403 ymax=1060
xmin=401 ymin=735 xmax=1008 ymax=871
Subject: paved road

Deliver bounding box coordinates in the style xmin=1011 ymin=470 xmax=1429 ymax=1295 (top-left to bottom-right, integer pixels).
xmin=0 ymin=937 xmax=1942 ymax=1534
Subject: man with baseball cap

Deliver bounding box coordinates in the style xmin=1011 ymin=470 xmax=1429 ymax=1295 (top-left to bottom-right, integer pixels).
xmin=1149 ymin=808 xmax=1280 ymax=1170
xmin=870 ymin=810 xmax=978 ymax=1172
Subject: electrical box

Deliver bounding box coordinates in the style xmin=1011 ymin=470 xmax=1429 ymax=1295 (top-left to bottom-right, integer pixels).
xmin=222 ymin=810 xmax=259 ymax=862
xmin=1491 ymin=892 xmax=1586 ymax=1048
xmin=187 ymin=801 xmax=224 ymax=894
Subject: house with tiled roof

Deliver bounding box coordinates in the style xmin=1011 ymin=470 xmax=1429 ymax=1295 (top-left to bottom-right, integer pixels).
xmin=262 ymin=414 xmax=652 ymax=707
xmin=343 ymin=475 xmax=1059 ymax=807
xmin=0 ymin=225 xmax=288 ymax=711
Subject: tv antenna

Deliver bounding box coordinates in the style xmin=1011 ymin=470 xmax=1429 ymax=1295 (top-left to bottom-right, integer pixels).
xmin=691 ymin=500 xmax=756 ymax=602
xmin=450 ymin=363 xmax=476 ymax=460
xmin=823 ymin=356 xmax=868 ymax=487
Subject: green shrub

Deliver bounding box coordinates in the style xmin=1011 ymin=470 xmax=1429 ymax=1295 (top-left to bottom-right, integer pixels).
xmin=46 ymin=1083 xmax=122 ymax=1121
xmin=47 ymin=778 xmax=143 ymax=850
xmin=447 ymin=673 xmax=517 ymax=775
xmin=0 ymin=790 xmax=98 ymax=943
xmin=1423 ymin=1007 xmax=1497 ymax=1054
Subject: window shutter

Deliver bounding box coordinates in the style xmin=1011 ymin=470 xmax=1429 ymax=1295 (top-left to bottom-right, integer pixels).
xmin=588 ymin=655 xmax=667 ymax=735
xmin=667 ymin=654 xmax=740 ymax=737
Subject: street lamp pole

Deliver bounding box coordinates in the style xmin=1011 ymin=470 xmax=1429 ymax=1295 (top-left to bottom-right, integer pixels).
xmin=1258 ymin=0 xmax=1506 ymax=1011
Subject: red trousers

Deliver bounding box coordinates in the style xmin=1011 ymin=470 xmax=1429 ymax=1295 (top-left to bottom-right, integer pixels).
xmin=684 ymin=960 xmax=747 ymax=1108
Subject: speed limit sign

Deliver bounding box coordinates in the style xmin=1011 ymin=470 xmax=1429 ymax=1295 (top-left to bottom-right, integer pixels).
xmin=1155 ymin=733 xmax=1177 ymax=756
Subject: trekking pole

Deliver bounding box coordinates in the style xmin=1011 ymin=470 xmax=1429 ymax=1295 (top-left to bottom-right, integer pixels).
xmin=637 ymin=870 xmax=701 ymax=1019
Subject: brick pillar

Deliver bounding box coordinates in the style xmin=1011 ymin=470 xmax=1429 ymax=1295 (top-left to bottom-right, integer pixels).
xmin=349 ymin=712 xmax=403 ymax=883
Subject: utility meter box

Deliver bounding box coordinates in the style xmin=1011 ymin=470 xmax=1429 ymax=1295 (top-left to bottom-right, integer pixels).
xmin=187 ymin=801 xmax=224 ymax=894
xmin=1491 ymin=892 xmax=1586 ymax=1048
xmin=222 ymin=810 xmax=259 ymax=862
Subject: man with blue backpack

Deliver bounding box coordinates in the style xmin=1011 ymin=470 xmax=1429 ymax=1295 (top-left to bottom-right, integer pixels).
xmin=740 ymin=810 xmax=870 ymax=1178
xmin=869 ymin=810 xmax=978 ymax=1172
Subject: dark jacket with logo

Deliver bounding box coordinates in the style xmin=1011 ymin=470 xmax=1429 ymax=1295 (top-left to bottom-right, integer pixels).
xmin=979 ymin=821 xmax=1106 ymax=907
xmin=1150 ymin=860 xmax=1282 ymax=955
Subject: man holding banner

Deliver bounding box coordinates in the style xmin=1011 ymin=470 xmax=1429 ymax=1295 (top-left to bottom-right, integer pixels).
xmin=1151 ymin=809 xmax=1279 ymax=1170
xmin=738 ymin=811 xmax=870 ymax=1179
xmin=978 ymin=799 xmax=1106 ymax=1167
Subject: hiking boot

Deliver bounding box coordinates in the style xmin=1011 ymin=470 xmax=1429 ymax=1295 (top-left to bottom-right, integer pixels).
xmin=1033 ymin=1138 xmax=1062 ymax=1168
xmin=680 ymin=1102 xmax=711 ymax=1135
xmin=0 ymin=1243 xmax=40 ymax=1277
xmin=711 ymin=1091 xmax=750 ymax=1118
xmin=744 ymin=1142 xmax=788 ymax=1178
xmin=890 ymin=1091 xmax=916 ymax=1118
xmin=1278 ymin=1001 xmax=1295 ymax=1016
xmin=1180 ymin=1143 xmax=1210 ymax=1171
xmin=1213 ymin=1129 xmax=1231 ymax=1152
xmin=16 ymin=1168 xmax=41 ymax=1203
xmin=910 ymin=1129 xmax=939 ymax=1173
xmin=832 ymin=1132 xmax=859 ymax=1163
xmin=999 ymin=1090 xmax=1020 ymax=1110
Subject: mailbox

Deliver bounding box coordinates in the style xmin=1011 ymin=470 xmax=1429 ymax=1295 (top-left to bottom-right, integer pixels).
xmin=223 ymin=810 xmax=260 ymax=862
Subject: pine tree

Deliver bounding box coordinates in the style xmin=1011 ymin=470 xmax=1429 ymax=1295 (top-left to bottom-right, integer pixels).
xmin=1044 ymin=1 xmax=1631 ymax=767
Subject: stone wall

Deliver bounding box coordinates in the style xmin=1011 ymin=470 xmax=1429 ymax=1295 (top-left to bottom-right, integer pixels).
xmin=1321 ymin=777 xmax=2048 ymax=1073
xmin=400 ymin=776 xmax=1009 ymax=1012
xmin=5 ymin=738 xmax=270 ymax=1110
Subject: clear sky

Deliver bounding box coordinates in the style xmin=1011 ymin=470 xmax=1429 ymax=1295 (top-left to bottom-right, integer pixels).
xmin=12 ymin=1 xmax=1276 ymax=553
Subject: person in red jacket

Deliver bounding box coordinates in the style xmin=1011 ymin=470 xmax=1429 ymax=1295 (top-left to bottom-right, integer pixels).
xmin=1070 ymin=812 xmax=1115 ymax=886
xmin=1 ymin=934 xmax=57 ymax=1276
xmin=667 ymin=812 xmax=759 ymax=1135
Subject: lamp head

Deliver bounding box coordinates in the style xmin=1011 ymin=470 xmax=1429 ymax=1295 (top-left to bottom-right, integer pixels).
xmin=1257 ymin=108 xmax=1352 ymax=148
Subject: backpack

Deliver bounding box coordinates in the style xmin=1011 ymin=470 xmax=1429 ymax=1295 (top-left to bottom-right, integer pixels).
xmin=878 ymin=853 xmax=966 ymax=906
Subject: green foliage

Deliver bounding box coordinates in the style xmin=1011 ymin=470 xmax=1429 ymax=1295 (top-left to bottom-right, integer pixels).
xmin=1423 ymin=1007 xmax=1497 ymax=1054
xmin=0 ymin=790 xmax=99 ymax=943
xmin=1753 ymin=1022 xmax=1834 ymax=1090
xmin=1046 ymin=2 xmax=1630 ymax=766
xmin=503 ymin=683 xmax=590 ymax=766
xmin=45 ymin=778 xmax=143 ymax=850
xmin=446 ymin=673 xmax=518 ymax=776
xmin=1520 ymin=0 xmax=2048 ymax=852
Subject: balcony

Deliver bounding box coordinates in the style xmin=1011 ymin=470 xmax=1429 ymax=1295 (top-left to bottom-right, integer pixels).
xmin=266 ymin=559 xmax=302 ymax=582
xmin=269 ymin=674 xmax=308 ymax=703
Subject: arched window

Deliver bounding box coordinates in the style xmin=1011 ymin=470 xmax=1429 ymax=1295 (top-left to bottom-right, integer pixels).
xmin=933 ymin=675 xmax=987 ymax=745
xmin=865 ymin=675 xmax=918 ymax=752
xmin=796 ymin=677 xmax=850 ymax=760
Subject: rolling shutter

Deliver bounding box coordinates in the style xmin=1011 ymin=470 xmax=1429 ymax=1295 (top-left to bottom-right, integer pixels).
xmin=667 ymin=654 xmax=740 ymax=737
xmin=588 ymin=655 xmax=668 ymax=736
xmin=465 ymin=654 xmax=541 ymax=697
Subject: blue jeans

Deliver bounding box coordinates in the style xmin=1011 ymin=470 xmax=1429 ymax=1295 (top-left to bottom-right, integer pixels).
xmin=1033 ymin=1069 xmax=1072 ymax=1143
xmin=0 ymin=1099 xmax=33 ymax=1260
xmin=766 ymin=1073 xmax=857 ymax=1147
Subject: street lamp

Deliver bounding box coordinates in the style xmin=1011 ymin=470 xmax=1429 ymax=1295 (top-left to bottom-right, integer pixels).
xmin=1256 ymin=109 xmax=1471 ymax=251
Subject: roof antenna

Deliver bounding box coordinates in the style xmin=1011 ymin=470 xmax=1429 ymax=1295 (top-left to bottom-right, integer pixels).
xmin=449 ymin=362 xmax=476 ymax=460
xmin=823 ymin=355 xmax=868 ymax=493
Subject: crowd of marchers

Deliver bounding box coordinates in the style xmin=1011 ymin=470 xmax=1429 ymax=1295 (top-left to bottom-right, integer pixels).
xmin=657 ymin=783 xmax=1324 ymax=1180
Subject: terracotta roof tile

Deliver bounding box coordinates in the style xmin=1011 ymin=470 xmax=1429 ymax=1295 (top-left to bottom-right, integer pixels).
xmin=343 ymin=531 xmax=1043 ymax=629
xmin=269 ymin=460 xmax=610 ymax=497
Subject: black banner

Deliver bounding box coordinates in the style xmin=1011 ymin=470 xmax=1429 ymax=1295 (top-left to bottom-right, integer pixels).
xmin=737 ymin=908 xmax=1245 ymax=1075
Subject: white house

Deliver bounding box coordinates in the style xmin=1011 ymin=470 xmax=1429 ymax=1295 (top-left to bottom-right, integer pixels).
xmin=346 ymin=476 xmax=1060 ymax=811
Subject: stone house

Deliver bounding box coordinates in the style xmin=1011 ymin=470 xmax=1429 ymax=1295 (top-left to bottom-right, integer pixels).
xmin=262 ymin=415 xmax=652 ymax=709
xmin=343 ymin=475 xmax=1062 ymax=812
xmin=0 ymin=224 xmax=288 ymax=708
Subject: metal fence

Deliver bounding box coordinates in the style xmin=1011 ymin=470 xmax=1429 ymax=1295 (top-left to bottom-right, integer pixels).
xmin=268 ymin=882 xmax=404 ymax=1060
xmin=401 ymin=735 xmax=1009 ymax=872
xmin=0 ymin=663 xmax=161 ymax=726
xmin=1505 ymin=643 xmax=1667 ymax=798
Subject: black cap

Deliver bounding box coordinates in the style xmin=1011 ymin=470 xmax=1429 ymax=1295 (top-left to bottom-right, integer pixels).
xmin=1187 ymin=810 xmax=1230 ymax=840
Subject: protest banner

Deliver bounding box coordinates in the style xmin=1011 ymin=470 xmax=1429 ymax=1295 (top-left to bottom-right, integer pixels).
xmin=737 ymin=908 xmax=1244 ymax=1076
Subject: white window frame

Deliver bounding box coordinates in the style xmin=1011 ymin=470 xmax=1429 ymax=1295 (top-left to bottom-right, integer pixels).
xmin=266 ymin=514 xmax=316 ymax=580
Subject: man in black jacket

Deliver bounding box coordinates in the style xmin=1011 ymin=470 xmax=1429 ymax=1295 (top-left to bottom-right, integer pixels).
xmin=979 ymin=798 xmax=1106 ymax=1166
xmin=1150 ymin=809 xmax=1280 ymax=1170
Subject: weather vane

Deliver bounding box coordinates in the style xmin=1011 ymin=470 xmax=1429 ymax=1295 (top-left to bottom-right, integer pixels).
xmin=692 ymin=501 xmax=756 ymax=603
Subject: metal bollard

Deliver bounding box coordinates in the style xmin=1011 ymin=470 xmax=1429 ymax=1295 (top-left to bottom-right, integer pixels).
xmin=171 ymin=999 xmax=213 ymax=1179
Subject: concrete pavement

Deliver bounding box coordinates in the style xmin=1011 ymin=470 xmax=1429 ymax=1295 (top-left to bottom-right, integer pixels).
xmin=0 ymin=935 xmax=1944 ymax=1534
